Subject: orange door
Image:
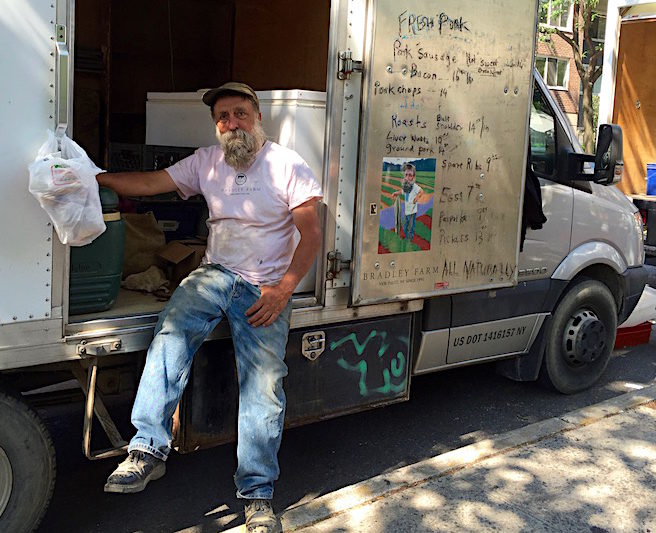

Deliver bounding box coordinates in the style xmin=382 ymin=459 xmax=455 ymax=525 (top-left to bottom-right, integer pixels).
xmin=613 ymin=19 xmax=656 ymax=195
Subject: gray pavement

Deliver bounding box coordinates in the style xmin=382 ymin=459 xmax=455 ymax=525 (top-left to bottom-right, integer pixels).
xmin=226 ymin=381 xmax=656 ymax=532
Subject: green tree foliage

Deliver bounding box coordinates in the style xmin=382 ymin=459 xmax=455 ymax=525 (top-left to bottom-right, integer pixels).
xmin=539 ymin=0 xmax=604 ymax=150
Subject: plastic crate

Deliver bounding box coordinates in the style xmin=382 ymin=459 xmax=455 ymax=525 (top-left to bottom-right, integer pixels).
xmin=108 ymin=143 xmax=194 ymax=172
xmin=136 ymin=200 xmax=205 ymax=242
xmin=614 ymin=322 xmax=653 ymax=349
xmin=144 ymin=145 xmax=195 ymax=171
xmin=108 ymin=143 xmax=145 ymax=172
xmin=647 ymin=163 xmax=656 ymax=196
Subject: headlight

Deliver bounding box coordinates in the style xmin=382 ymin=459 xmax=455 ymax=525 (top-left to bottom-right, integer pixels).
xmin=634 ymin=211 xmax=645 ymax=234
xmin=634 ymin=211 xmax=645 ymax=261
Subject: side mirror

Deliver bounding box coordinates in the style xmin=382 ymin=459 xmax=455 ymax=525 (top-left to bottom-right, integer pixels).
xmin=594 ymin=124 xmax=623 ymax=185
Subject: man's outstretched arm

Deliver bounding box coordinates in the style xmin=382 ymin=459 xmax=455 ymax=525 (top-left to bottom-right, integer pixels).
xmin=245 ymin=197 xmax=322 ymax=327
xmin=97 ymin=170 xmax=179 ymax=197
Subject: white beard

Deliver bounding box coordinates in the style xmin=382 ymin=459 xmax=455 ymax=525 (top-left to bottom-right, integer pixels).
xmin=216 ymin=122 xmax=267 ymax=170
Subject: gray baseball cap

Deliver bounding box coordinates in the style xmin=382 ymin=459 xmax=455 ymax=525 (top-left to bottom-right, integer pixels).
xmin=202 ymin=82 xmax=260 ymax=111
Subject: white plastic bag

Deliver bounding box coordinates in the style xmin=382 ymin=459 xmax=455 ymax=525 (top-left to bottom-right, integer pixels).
xmin=28 ymin=130 xmax=106 ymax=246
xmin=619 ymin=285 xmax=656 ymax=328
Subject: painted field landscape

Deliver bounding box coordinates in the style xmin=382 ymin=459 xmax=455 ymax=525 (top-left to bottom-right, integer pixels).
xmin=379 ymin=158 xmax=436 ymax=254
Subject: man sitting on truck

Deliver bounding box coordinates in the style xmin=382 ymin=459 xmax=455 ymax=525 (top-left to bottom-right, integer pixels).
xmin=97 ymin=82 xmax=323 ymax=533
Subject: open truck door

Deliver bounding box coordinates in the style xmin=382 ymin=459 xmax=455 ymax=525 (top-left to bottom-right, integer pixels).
xmin=0 ymin=0 xmax=70 ymax=334
xmin=340 ymin=0 xmax=537 ymax=306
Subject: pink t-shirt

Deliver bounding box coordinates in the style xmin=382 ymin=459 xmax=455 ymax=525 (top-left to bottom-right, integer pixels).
xmin=166 ymin=141 xmax=322 ymax=286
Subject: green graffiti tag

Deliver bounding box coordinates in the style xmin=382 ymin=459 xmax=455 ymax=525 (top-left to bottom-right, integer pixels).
xmin=330 ymin=330 xmax=408 ymax=397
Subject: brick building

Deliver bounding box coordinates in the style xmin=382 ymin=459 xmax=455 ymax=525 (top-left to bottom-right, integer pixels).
xmin=535 ymin=0 xmax=607 ymax=134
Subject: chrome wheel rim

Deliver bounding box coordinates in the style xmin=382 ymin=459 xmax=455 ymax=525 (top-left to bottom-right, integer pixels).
xmin=0 ymin=446 xmax=12 ymax=517
xmin=563 ymin=309 xmax=607 ymax=366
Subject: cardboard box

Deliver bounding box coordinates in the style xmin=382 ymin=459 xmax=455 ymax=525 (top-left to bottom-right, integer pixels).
xmin=157 ymin=239 xmax=206 ymax=289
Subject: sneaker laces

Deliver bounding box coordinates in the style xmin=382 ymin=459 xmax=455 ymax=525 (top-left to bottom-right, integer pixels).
xmin=251 ymin=500 xmax=269 ymax=512
xmin=114 ymin=451 xmax=149 ymax=476
xmin=245 ymin=499 xmax=278 ymax=529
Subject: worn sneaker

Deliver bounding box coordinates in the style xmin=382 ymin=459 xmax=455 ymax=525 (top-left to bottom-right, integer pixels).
xmin=244 ymin=499 xmax=281 ymax=533
xmin=103 ymin=450 xmax=166 ymax=493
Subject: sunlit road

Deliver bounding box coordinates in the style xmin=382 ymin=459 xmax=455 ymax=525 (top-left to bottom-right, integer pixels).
xmin=37 ymin=335 xmax=655 ymax=532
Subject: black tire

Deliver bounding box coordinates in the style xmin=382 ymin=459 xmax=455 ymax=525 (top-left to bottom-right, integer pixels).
xmin=0 ymin=392 xmax=56 ymax=533
xmin=540 ymin=279 xmax=618 ymax=394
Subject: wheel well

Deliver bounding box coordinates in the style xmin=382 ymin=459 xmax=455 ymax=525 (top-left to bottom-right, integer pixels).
xmin=496 ymin=266 xmax=622 ymax=384
xmin=570 ymin=264 xmax=622 ymax=316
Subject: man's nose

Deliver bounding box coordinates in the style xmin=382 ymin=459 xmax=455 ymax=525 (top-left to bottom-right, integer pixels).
xmin=227 ymin=115 xmax=240 ymax=130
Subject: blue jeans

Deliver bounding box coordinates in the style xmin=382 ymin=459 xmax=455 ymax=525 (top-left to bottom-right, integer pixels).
xmin=129 ymin=263 xmax=292 ymax=500
xmin=403 ymin=213 xmax=416 ymax=240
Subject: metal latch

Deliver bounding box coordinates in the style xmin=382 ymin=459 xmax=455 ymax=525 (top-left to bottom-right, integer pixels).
xmin=337 ymin=50 xmax=363 ymax=80
xmin=76 ymin=338 xmax=122 ymax=356
xmin=302 ymin=331 xmax=325 ymax=361
xmin=326 ymin=251 xmax=351 ymax=280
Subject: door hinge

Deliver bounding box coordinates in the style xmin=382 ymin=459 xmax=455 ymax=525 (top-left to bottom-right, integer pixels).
xmin=326 ymin=251 xmax=351 ymax=280
xmin=76 ymin=338 xmax=122 ymax=356
xmin=337 ymin=50 xmax=363 ymax=80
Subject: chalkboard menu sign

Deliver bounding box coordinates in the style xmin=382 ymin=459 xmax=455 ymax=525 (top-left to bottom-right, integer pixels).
xmin=352 ymin=0 xmax=538 ymax=305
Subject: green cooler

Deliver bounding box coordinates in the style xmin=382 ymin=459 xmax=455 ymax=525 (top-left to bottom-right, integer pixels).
xmin=69 ymin=187 xmax=125 ymax=315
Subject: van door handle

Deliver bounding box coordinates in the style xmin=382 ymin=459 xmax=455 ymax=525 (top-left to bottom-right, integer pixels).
xmin=55 ymin=24 xmax=69 ymax=135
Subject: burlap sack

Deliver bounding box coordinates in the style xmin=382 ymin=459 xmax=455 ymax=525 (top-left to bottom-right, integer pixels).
xmin=121 ymin=212 xmax=166 ymax=278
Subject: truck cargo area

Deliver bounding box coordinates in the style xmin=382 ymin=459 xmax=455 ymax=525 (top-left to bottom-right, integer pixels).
xmin=69 ymin=0 xmax=331 ymax=323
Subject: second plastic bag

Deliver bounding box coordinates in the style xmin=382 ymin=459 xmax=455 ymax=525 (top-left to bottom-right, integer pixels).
xmin=28 ymin=131 xmax=106 ymax=246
